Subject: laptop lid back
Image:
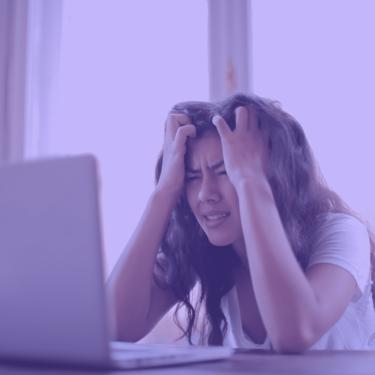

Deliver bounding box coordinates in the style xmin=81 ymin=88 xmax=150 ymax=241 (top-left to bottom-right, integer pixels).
xmin=0 ymin=155 xmax=110 ymax=366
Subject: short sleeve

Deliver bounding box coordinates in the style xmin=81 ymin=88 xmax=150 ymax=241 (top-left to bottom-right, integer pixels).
xmin=306 ymin=213 xmax=371 ymax=300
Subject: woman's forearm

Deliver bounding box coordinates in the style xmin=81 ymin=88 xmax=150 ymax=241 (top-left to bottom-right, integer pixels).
xmin=107 ymin=188 xmax=178 ymax=342
xmin=235 ymin=177 xmax=318 ymax=352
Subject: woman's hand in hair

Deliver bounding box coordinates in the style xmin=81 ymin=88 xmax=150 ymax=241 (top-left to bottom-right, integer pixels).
xmin=212 ymin=106 xmax=267 ymax=188
xmin=156 ymin=112 xmax=196 ymax=200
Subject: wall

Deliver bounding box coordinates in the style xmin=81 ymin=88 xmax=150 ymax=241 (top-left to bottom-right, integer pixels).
xmin=252 ymin=0 xmax=375 ymax=227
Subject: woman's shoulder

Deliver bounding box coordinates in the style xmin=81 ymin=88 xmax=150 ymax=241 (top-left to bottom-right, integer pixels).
xmin=308 ymin=212 xmax=372 ymax=295
xmin=316 ymin=212 xmax=366 ymax=227
xmin=312 ymin=212 xmax=370 ymax=244
xmin=311 ymin=211 xmax=371 ymax=255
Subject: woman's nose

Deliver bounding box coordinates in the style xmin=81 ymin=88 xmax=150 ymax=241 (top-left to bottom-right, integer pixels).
xmin=197 ymin=176 xmax=221 ymax=203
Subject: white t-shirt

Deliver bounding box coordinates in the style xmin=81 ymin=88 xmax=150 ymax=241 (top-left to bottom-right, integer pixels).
xmin=221 ymin=213 xmax=375 ymax=350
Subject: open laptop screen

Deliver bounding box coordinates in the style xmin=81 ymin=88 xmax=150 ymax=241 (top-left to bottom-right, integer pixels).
xmin=0 ymin=155 xmax=110 ymax=366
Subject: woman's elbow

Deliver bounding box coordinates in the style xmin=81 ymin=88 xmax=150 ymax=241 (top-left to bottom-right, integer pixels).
xmin=272 ymin=341 xmax=309 ymax=354
xmin=271 ymin=326 xmax=316 ymax=354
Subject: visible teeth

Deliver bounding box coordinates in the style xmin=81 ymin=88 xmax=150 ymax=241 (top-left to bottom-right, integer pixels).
xmin=206 ymin=213 xmax=227 ymax=220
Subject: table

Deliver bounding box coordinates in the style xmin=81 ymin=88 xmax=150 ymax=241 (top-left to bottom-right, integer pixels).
xmin=1 ymin=350 xmax=375 ymax=375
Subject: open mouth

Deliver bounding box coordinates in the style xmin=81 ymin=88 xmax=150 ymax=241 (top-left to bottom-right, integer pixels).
xmin=203 ymin=212 xmax=230 ymax=228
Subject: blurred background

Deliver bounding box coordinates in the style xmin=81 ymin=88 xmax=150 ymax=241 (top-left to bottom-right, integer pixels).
xmin=1 ymin=0 xmax=374 ymax=280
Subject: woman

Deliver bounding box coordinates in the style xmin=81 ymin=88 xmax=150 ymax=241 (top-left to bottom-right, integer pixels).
xmin=108 ymin=93 xmax=375 ymax=352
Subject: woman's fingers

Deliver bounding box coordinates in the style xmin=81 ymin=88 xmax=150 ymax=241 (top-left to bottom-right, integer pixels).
xmin=174 ymin=124 xmax=196 ymax=149
xmin=165 ymin=112 xmax=191 ymax=143
xmin=212 ymin=115 xmax=231 ymax=139
xmin=158 ymin=118 xmax=195 ymax=197
xmin=234 ymin=105 xmax=260 ymax=134
xmin=247 ymin=106 xmax=258 ymax=131
xmin=235 ymin=106 xmax=249 ymax=132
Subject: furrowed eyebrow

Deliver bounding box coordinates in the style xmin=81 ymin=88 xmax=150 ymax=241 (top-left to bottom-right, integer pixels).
xmin=210 ymin=160 xmax=225 ymax=170
xmin=186 ymin=160 xmax=225 ymax=174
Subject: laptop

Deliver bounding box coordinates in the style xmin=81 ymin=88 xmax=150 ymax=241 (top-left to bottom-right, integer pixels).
xmin=0 ymin=155 xmax=232 ymax=370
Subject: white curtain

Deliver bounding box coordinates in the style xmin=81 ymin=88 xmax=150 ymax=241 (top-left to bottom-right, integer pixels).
xmin=0 ymin=0 xmax=28 ymax=162
xmin=25 ymin=0 xmax=63 ymax=158
xmin=0 ymin=0 xmax=63 ymax=162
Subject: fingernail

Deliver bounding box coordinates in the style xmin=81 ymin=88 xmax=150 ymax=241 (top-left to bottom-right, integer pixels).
xmin=212 ymin=115 xmax=221 ymax=125
xmin=236 ymin=106 xmax=244 ymax=114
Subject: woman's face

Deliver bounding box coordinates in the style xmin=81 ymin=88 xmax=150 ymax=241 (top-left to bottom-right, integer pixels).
xmin=185 ymin=130 xmax=245 ymax=251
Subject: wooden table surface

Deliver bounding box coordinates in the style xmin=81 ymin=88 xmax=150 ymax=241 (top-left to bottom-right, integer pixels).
xmin=1 ymin=350 xmax=374 ymax=374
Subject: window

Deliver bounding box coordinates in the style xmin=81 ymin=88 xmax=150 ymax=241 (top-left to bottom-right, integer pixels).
xmin=48 ymin=0 xmax=208 ymax=272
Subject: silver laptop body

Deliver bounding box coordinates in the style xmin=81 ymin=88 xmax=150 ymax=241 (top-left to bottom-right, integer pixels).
xmin=0 ymin=155 xmax=232 ymax=369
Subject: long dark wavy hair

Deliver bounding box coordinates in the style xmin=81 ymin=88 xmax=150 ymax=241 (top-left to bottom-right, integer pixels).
xmin=153 ymin=93 xmax=375 ymax=346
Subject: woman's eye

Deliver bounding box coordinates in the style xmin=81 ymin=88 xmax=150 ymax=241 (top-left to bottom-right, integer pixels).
xmin=186 ymin=175 xmax=199 ymax=182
